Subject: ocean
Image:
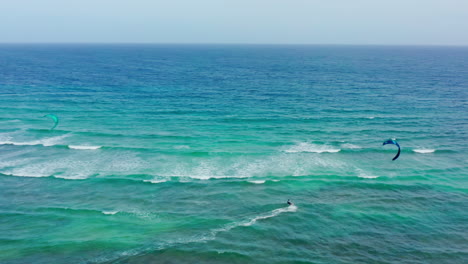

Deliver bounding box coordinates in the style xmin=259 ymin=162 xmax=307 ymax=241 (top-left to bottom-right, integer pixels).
xmin=0 ymin=44 xmax=467 ymax=264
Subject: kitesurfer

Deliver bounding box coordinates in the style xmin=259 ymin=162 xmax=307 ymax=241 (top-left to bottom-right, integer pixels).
xmin=287 ymin=199 xmax=294 ymax=206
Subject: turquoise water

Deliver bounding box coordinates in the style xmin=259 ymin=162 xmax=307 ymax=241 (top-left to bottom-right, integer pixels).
xmin=0 ymin=44 xmax=467 ymax=264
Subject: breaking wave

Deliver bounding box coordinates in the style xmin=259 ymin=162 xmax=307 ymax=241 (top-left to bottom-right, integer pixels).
xmin=0 ymin=135 xmax=70 ymax=147
xmin=68 ymin=145 xmax=102 ymax=150
xmin=413 ymin=149 xmax=435 ymax=154
xmin=283 ymin=142 xmax=341 ymax=153
xmin=248 ymin=180 xmax=266 ymax=184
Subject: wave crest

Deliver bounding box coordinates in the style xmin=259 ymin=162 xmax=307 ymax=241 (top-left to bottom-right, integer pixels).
xmin=0 ymin=135 xmax=69 ymax=147
xmin=248 ymin=180 xmax=266 ymax=184
xmin=102 ymin=211 xmax=119 ymax=215
xmin=413 ymin=149 xmax=435 ymax=154
xmin=143 ymin=179 xmax=168 ymax=184
xmin=284 ymin=142 xmax=341 ymax=153
xmin=68 ymin=145 xmax=102 ymax=150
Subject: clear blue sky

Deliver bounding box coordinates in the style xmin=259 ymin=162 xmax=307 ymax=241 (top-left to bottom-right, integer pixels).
xmin=1 ymin=0 xmax=467 ymax=45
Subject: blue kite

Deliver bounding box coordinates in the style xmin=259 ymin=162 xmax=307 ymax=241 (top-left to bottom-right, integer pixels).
xmin=44 ymin=114 xmax=59 ymax=130
xmin=383 ymin=139 xmax=400 ymax=161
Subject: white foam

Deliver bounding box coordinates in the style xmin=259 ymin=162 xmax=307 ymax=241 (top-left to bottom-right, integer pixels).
xmin=157 ymin=161 xmax=253 ymax=180
xmin=102 ymin=211 xmax=118 ymax=215
xmin=356 ymin=168 xmax=379 ymax=179
xmin=1 ymin=171 xmax=90 ymax=180
xmin=0 ymin=140 xmax=41 ymax=146
xmin=214 ymin=205 xmax=297 ymax=233
xmin=241 ymin=205 xmax=297 ymax=227
xmin=284 ymin=142 xmax=341 ymax=153
xmin=143 ymin=179 xmax=168 ymax=184
xmin=2 ymin=150 xmax=145 ymax=180
xmin=174 ymin=145 xmax=190 ymax=149
xmin=53 ymin=174 xmax=89 ymax=180
xmin=413 ymin=149 xmax=435 ymax=154
xmin=42 ymin=135 xmax=70 ymax=146
xmin=248 ymin=180 xmax=265 ymax=184
xmin=68 ymin=145 xmax=102 ymax=150
xmin=155 ymin=151 xmax=347 ymax=180
xmin=358 ymin=174 xmax=379 ymax=179
xmin=368 ymin=116 xmax=375 ymax=119
xmin=90 ymin=205 xmax=297 ymax=263
xmin=341 ymin=143 xmax=362 ymax=149
xmin=2 ymin=172 xmax=50 ymax=178
xmin=0 ymin=135 xmax=69 ymax=147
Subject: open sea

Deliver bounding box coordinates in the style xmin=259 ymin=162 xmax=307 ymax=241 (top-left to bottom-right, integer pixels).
xmin=0 ymin=44 xmax=467 ymax=264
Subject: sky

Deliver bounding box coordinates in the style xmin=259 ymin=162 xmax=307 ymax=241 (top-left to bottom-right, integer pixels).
xmin=1 ymin=0 xmax=467 ymax=45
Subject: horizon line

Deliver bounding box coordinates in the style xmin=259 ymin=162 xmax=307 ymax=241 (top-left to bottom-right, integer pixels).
xmin=0 ymin=42 xmax=467 ymax=47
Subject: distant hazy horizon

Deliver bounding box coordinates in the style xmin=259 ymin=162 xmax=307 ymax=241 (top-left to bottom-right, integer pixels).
xmin=0 ymin=42 xmax=468 ymax=48
xmin=1 ymin=43 xmax=468 ymax=47
xmin=1 ymin=0 xmax=468 ymax=46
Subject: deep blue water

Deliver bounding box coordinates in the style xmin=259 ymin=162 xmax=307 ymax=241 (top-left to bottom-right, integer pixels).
xmin=0 ymin=44 xmax=467 ymax=264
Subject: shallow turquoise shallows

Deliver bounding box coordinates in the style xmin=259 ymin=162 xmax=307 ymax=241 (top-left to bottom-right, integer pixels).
xmin=0 ymin=44 xmax=467 ymax=264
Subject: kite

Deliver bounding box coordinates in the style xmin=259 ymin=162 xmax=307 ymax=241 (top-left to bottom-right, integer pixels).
xmin=44 ymin=114 xmax=59 ymax=130
xmin=383 ymin=139 xmax=400 ymax=161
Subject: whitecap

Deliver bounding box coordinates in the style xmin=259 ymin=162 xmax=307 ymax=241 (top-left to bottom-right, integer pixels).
xmin=102 ymin=211 xmax=118 ymax=215
xmin=358 ymin=174 xmax=379 ymax=179
xmin=68 ymin=145 xmax=102 ymax=150
xmin=42 ymin=135 xmax=70 ymax=146
xmin=143 ymin=179 xmax=168 ymax=184
xmin=341 ymin=143 xmax=362 ymax=149
xmin=0 ymin=135 xmax=69 ymax=147
xmin=2 ymin=172 xmax=49 ymax=178
xmin=248 ymin=180 xmax=265 ymax=184
xmin=4 ymin=171 xmax=91 ymax=180
xmin=284 ymin=142 xmax=341 ymax=153
xmin=413 ymin=149 xmax=435 ymax=154
xmin=0 ymin=140 xmax=42 ymax=146
xmin=53 ymin=174 xmax=89 ymax=180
